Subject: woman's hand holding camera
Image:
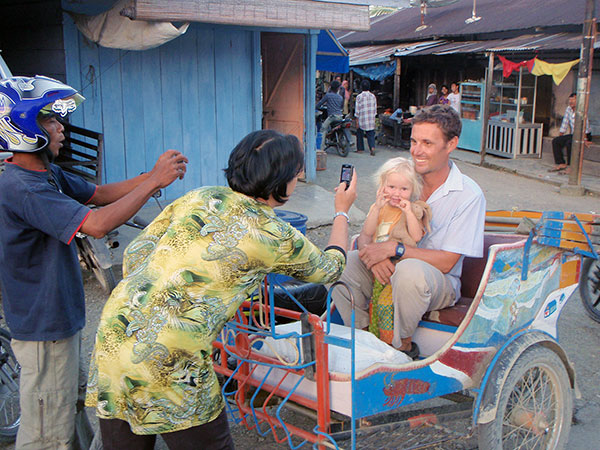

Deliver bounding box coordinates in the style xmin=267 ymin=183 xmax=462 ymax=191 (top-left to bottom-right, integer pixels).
xmin=334 ymin=169 xmax=357 ymax=215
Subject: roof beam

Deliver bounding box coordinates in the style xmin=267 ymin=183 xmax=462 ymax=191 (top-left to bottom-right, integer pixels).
xmin=122 ymin=0 xmax=370 ymax=31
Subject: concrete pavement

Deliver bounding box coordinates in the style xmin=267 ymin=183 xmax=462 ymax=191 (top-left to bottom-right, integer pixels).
xmin=283 ymin=139 xmax=600 ymax=228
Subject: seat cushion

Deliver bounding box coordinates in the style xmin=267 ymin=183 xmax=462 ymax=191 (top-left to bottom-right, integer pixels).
xmin=422 ymin=296 xmax=473 ymax=328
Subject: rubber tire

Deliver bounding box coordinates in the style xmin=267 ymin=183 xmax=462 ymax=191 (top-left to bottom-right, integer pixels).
xmin=580 ymin=257 xmax=600 ymax=323
xmin=78 ymin=238 xmax=117 ymax=294
xmin=0 ymin=328 xmax=20 ymax=442
xmin=92 ymin=264 xmax=117 ymax=294
xmin=336 ymin=132 xmax=349 ymax=157
xmin=478 ymin=346 xmax=572 ymax=450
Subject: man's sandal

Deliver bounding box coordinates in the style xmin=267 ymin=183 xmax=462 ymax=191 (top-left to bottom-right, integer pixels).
xmin=400 ymin=342 xmax=420 ymax=360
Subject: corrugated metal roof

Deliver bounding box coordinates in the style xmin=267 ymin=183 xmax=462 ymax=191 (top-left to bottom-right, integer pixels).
xmin=339 ymin=0 xmax=598 ymax=46
xmin=349 ymin=33 xmax=595 ymax=65
xmin=348 ymin=40 xmax=444 ymax=65
xmin=411 ymin=33 xmax=598 ymax=55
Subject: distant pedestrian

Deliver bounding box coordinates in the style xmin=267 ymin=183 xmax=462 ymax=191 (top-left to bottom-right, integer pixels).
xmin=316 ymin=80 xmax=344 ymax=151
xmin=355 ymin=79 xmax=378 ymax=155
xmin=550 ymin=92 xmax=592 ymax=173
xmin=438 ymin=84 xmax=449 ymax=105
xmin=341 ymin=79 xmax=351 ymax=115
xmin=425 ymin=83 xmax=438 ymax=106
xmin=448 ymin=82 xmax=461 ymax=114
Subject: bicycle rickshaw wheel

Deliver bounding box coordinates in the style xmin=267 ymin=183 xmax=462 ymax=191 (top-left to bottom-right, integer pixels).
xmin=478 ymin=346 xmax=572 ymax=450
xmin=580 ymin=257 xmax=600 ymax=323
xmin=0 ymin=328 xmax=20 ymax=442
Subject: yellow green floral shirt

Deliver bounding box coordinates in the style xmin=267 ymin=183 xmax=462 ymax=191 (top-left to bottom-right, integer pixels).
xmin=85 ymin=186 xmax=345 ymax=434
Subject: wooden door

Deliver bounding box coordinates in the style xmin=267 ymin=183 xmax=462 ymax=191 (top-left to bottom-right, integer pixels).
xmin=261 ymin=32 xmax=304 ymax=143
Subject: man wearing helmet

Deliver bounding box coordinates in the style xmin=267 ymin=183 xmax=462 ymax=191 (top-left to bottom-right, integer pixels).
xmin=0 ymin=75 xmax=188 ymax=449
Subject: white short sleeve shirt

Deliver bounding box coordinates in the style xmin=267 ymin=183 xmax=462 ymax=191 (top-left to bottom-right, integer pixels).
xmin=418 ymin=161 xmax=486 ymax=299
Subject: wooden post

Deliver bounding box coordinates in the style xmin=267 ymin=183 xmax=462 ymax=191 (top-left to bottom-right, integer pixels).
xmin=479 ymin=52 xmax=494 ymax=165
xmin=393 ymin=56 xmax=401 ymax=111
xmin=569 ymin=0 xmax=596 ymax=186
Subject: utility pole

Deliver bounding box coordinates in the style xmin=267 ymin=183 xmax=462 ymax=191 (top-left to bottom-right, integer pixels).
xmin=567 ymin=0 xmax=596 ymax=190
xmin=479 ymin=52 xmax=494 ymax=165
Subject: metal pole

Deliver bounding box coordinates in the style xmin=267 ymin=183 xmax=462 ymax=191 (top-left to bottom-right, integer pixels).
xmin=479 ymin=52 xmax=494 ymax=165
xmin=393 ymin=56 xmax=401 ymax=111
xmin=569 ymin=0 xmax=596 ymax=186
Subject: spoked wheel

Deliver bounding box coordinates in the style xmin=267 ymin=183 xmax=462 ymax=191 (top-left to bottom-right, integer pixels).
xmin=580 ymin=257 xmax=600 ymax=323
xmin=478 ymin=346 xmax=572 ymax=450
xmin=336 ymin=132 xmax=349 ymax=157
xmin=0 ymin=329 xmax=20 ymax=442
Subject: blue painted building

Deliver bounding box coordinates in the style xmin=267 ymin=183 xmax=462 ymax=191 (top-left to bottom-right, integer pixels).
xmin=1 ymin=0 xmax=374 ymax=200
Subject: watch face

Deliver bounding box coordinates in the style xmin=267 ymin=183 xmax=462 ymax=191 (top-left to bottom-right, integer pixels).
xmin=396 ymin=243 xmax=405 ymax=258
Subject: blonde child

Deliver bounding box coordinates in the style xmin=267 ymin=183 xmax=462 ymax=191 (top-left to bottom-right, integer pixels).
xmin=359 ymin=157 xmax=428 ymax=346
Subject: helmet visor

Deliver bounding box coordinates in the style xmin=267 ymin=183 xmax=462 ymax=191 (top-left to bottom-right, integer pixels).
xmin=39 ymin=93 xmax=85 ymax=118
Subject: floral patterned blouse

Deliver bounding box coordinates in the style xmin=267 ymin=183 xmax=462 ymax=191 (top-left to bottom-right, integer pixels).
xmin=85 ymin=186 xmax=346 ymax=434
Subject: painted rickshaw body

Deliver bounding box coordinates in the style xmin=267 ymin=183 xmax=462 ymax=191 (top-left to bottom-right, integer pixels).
xmin=213 ymin=210 xmax=598 ymax=449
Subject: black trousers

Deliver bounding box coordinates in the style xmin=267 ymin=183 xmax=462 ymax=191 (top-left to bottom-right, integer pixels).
xmin=99 ymin=409 xmax=235 ymax=450
xmin=356 ymin=128 xmax=375 ymax=151
xmin=552 ymin=134 xmax=572 ymax=165
xmin=552 ymin=133 xmax=592 ymax=165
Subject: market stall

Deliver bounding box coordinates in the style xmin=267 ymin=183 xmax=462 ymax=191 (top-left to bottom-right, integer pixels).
xmin=457 ymin=60 xmax=543 ymax=158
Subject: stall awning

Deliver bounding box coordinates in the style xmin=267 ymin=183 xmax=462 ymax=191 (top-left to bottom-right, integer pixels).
xmin=351 ymin=60 xmax=396 ymax=81
xmin=317 ymin=30 xmax=350 ymax=74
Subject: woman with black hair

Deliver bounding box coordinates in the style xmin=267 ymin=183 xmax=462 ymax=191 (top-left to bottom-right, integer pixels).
xmin=86 ymin=129 xmax=357 ymax=449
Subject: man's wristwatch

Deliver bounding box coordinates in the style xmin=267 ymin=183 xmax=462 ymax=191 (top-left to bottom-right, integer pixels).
xmin=391 ymin=242 xmax=405 ymax=262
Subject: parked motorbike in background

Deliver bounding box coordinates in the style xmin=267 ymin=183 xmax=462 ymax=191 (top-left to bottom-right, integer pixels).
xmin=76 ymin=190 xmax=163 ymax=293
xmin=316 ymin=106 xmax=353 ymax=157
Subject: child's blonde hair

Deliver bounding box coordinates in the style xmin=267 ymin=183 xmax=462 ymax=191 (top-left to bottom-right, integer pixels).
xmin=374 ymin=157 xmax=423 ymax=201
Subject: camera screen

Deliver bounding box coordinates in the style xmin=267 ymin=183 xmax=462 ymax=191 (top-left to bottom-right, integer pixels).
xmin=341 ymin=166 xmax=352 ymax=182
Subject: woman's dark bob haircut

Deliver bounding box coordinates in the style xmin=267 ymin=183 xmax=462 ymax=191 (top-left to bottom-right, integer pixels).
xmin=225 ymin=130 xmax=304 ymax=204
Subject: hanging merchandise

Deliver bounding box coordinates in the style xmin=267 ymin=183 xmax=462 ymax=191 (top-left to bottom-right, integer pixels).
xmin=529 ymin=58 xmax=580 ymax=86
xmin=497 ymin=55 xmax=535 ymax=78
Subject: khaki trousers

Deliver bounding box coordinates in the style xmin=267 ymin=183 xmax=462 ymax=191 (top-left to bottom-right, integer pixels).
xmin=12 ymin=332 xmax=80 ymax=450
xmin=331 ymin=251 xmax=456 ymax=348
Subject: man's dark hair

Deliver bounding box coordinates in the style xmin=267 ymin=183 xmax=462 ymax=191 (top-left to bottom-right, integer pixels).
xmin=330 ymin=80 xmax=340 ymax=93
xmin=412 ymin=104 xmax=462 ymax=141
xmin=569 ymin=92 xmax=577 ymax=98
xmin=361 ymin=80 xmax=370 ymax=91
xmin=225 ymin=130 xmax=304 ymax=204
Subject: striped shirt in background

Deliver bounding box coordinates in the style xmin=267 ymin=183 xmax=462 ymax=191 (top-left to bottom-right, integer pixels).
xmin=560 ymin=105 xmax=591 ymax=135
xmin=355 ymin=90 xmax=377 ymax=131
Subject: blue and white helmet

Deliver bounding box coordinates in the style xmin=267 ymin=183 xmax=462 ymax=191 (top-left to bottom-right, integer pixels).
xmin=0 ymin=75 xmax=84 ymax=152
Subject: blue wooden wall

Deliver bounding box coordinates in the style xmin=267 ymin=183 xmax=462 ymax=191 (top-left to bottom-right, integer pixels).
xmin=62 ymin=16 xmax=261 ymax=200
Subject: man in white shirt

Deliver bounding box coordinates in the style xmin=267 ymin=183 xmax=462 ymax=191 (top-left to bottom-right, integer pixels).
xmin=551 ymin=92 xmax=592 ymax=173
xmin=448 ymin=82 xmax=461 ymax=114
xmin=332 ymin=105 xmax=486 ymax=359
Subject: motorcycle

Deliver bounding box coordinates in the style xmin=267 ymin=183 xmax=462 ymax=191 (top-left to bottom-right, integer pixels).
xmin=316 ymin=106 xmax=353 ymax=157
xmin=75 ymin=190 xmax=163 ymax=293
